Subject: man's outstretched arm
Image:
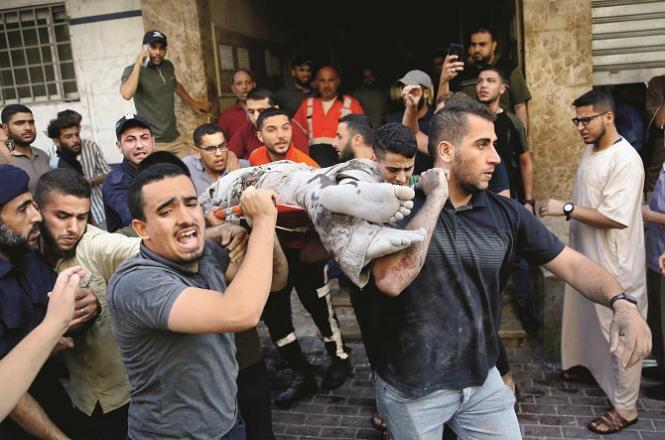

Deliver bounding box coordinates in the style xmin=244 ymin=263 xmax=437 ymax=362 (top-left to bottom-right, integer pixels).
xmin=372 ymin=168 xmax=448 ymax=297
xmin=544 ymin=246 xmax=651 ymax=369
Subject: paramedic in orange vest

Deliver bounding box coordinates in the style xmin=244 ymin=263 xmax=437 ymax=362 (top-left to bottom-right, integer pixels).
xmin=292 ymin=66 xmax=364 ymax=167
xmin=249 ymin=107 xmax=354 ymax=408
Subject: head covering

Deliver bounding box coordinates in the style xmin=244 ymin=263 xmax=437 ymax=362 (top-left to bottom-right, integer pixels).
xmin=0 ymin=165 xmax=30 ymax=207
xmin=115 ymin=113 xmax=152 ymax=140
xmin=143 ymin=30 xmax=167 ymax=46
xmin=397 ymin=70 xmax=434 ymax=90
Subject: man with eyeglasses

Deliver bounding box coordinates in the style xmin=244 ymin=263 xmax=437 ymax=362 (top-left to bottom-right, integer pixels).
xmin=540 ymin=90 xmax=646 ymax=435
xmin=183 ymin=123 xmax=248 ymax=196
xmin=102 ymin=114 xmax=155 ymax=233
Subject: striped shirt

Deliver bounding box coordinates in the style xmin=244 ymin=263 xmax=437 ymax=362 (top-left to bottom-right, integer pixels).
xmin=80 ymin=139 xmax=110 ymax=226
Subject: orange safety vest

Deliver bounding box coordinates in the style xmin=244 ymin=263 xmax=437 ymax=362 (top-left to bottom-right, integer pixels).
xmin=305 ymin=96 xmax=355 ymax=145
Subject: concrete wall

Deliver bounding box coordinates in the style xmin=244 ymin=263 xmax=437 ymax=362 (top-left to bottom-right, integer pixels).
xmin=3 ymin=0 xmax=143 ymax=163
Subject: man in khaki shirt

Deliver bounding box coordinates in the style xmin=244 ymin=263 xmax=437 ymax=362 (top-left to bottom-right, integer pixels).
xmin=36 ymin=169 xmax=140 ymax=439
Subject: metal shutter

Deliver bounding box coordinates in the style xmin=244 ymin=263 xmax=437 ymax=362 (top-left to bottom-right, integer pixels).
xmin=592 ymin=0 xmax=665 ymax=85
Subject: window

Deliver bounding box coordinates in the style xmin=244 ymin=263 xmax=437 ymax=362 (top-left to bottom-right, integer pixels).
xmin=0 ymin=4 xmax=78 ymax=104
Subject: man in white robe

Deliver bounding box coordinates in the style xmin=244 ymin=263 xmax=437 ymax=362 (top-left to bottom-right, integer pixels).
xmin=541 ymin=89 xmax=647 ymax=434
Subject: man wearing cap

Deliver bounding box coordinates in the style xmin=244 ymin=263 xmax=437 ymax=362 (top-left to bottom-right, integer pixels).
xmin=292 ymin=66 xmax=364 ymax=167
xmin=389 ymin=70 xmax=435 ymax=174
xmin=102 ymin=114 xmax=155 ymax=232
xmin=120 ymin=30 xmax=210 ymax=158
xmin=0 ymin=165 xmax=97 ymax=439
xmin=1 ymin=104 xmax=52 ymax=193
xmin=275 ymin=56 xmax=315 ymax=118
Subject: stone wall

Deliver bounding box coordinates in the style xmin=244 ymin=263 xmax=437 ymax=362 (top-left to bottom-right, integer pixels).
xmin=523 ymin=0 xmax=593 ymax=203
xmin=141 ymin=0 xmax=212 ymax=148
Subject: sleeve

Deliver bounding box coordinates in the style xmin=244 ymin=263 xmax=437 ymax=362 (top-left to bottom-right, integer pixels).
xmin=89 ymin=233 xmax=141 ymax=281
xmin=514 ymin=201 xmax=565 ymax=265
xmin=103 ymin=174 xmax=133 ymax=227
xmin=228 ymin=126 xmax=248 ymax=159
xmin=110 ymin=267 xmax=185 ymax=331
xmin=506 ymin=111 xmax=529 ymax=153
xmin=646 ymin=76 xmax=665 ymax=123
xmin=351 ymin=98 xmax=364 ymax=114
xmin=596 ymin=153 xmax=644 ymax=227
xmin=121 ymin=65 xmax=134 ymax=84
xmin=292 ymin=100 xmax=309 ymax=135
xmin=508 ymin=67 xmax=531 ymax=105
xmin=488 ymin=161 xmax=510 ymax=194
xmin=217 ymin=109 xmax=231 ymax=139
xmin=91 ymin=142 xmax=111 ymax=174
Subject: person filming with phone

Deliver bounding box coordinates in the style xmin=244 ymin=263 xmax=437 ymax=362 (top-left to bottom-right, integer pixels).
xmin=120 ymin=30 xmax=211 ymax=158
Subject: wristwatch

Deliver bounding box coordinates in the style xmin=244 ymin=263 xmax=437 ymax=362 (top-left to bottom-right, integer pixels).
xmin=563 ymin=202 xmax=575 ymax=221
xmin=610 ymin=292 xmax=638 ymax=309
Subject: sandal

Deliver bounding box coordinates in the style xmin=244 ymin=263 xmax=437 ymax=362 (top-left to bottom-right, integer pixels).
xmin=371 ymin=411 xmax=388 ymax=432
xmin=587 ymin=409 xmax=638 ymax=434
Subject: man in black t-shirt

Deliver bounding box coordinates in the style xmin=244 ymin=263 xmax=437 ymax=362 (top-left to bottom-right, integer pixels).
xmin=368 ymin=99 xmax=651 ymax=440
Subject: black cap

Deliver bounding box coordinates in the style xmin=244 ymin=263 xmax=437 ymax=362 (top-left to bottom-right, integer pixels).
xmin=115 ymin=113 xmax=152 ymax=140
xmin=0 ymin=165 xmax=30 ymax=207
xmin=142 ymin=30 xmax=167 ymax=46
xmin=291 ymin=55 xmax=314 ymax=68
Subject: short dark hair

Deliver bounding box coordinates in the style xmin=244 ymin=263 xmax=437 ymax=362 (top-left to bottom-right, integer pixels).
xmin=373 ymin=123 xmax=417 ymax=160
xmin=137 ymin=151 xmax=190 ymax=176
xmin=35 ymin=169 xmax=91 ymax=207
xmin=428 ymin=99 xmax=496 ymax=158
xmin=47 ymin=116 xmax=78 ymax=140
xmin=256 ymin=108 xmax=289 ymax=130
xmin=478 ymin=65 xmax=505 ymax=83
xmin=57 ymin=109 xmax=82 ymax=125
xmin=469 ymin=25 xmax=497 ymax=42
xmin=193 ymin=123 xmax=224 ymax=147
xmin=233 ymin=68 xmax=255 ymax=82
xmin=128 ymin=163 xmax=189 ymax=221
xmin=1 ymin=104 xmax=32 ymax=124
xmin=572 ymin=89 xmax=615 ymax=113
xmin=339 ymin=114 xmax=374 ymax=145
xmin=247 ymin=88 xmax=276 ymax=106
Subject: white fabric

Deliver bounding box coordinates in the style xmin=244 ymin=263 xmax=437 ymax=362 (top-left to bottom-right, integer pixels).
xmin=561 ymin=138 xmax=647 ymax=410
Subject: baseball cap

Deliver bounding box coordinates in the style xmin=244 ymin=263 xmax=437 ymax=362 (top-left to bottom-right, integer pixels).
xmin=115 ymin=113 xmax=152 ymax=139
xmin=397 ymin=70 xmax=434 ymax=90
xmin=143 ymin=30 xmax=167 ymax=46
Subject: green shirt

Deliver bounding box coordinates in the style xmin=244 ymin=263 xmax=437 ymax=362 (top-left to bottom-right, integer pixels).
xmin=122 ymin=60 xmax=179 ymax=142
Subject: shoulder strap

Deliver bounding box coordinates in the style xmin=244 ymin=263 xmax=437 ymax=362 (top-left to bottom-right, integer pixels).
xmin=340 ymin=96 xmax=353 ymax=117
xmin=306 ymin=97 xmax=314 ymax=140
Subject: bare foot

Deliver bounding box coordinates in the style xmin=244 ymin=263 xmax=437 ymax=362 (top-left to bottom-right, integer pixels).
xmin=366 ymin=227 xmax=425 ymax=260
xmin=319 ymin=182 xmax=415 ymax=224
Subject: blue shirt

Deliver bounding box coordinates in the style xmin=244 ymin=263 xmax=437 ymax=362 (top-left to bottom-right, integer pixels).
xmin=0 ymin=252 xmax=57 ymax=359
xmin=103 ymin=159 xmax=136 ymax=232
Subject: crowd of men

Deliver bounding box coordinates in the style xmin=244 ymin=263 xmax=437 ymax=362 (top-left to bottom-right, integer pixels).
xmin=0 ymin=24 xmax=663 ymax=440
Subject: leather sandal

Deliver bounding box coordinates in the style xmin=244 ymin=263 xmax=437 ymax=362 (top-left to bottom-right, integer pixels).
xmin=371 ymin=411 xmax=388 ymax=432
xmin=587 ymin=409 xmax=638 ymax=434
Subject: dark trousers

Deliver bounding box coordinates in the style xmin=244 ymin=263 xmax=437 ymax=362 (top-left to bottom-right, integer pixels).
xmin=344 ymin=276 xmax=375 ymax=369
xmin=262 ymin=248 xmax=347 ymax=370
xmin=237 ymin=359 xmax=275 ymax=440
xmin=74 ymin=402 xmax=128 ymax=440
xmin=647 ymin=269 xmax=665 ymax=375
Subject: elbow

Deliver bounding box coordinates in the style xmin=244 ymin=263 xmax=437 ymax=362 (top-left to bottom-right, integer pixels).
xmin=271 ymin=274 xmax=288 ymax=292
xmin=374 ymin=276 xmax=403 ymax=297
xmin=235 ymin=308 xmax=262 ymax=331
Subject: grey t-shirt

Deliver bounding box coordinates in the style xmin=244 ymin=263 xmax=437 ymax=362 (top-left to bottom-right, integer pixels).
xmin=121 ymin=60 xmax=179 ymax=142
xmin=108 ymin=240 xmax=237 ymax=440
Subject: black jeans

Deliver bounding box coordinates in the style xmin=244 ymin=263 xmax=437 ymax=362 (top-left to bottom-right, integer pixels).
xmin=74 ymin=401 xmax=128 ymax=440
xmin=237 ymin=359 xmax=274 ymax=440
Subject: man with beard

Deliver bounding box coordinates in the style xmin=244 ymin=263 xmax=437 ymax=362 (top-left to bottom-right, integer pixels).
xmin=229 ymin=89 xmax=309 ymax=159
xmin=0 ymin=165 xmax=98 ymax=439
xmin=353 ymin=68 xmax=388 ymax=129
xmin=102 ymin=114 xmax=155 ymax=232
xmin=368 ymin=98 xmax=651 ymax=439
xmin=540 ymin=90 xmax=647 ymax=434
xmin=389 ymin=70 xmax=435 ymax=174
xmin=275 ymin=56 xmax=314 ymax=118
xmin=453 ymin=26 xmax=531 ymax=130
xmin=120 ymin=30 xmax=210 ymax=158
xmin=333 ymin=114 xmax=375 ymax=163
xmin=107 ymin=163 xmax=287 ymax=440
xmin=2 ymin=104 xmax=51 ymax=193
xmin=293 ymin=66 xmax=364 ymax=167
xmin=36 ymin=169 xmax=140 ymax=439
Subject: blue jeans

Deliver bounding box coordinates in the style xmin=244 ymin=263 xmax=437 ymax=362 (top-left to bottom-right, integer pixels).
xmin=376 ymin=367 xmax=521 ymax=440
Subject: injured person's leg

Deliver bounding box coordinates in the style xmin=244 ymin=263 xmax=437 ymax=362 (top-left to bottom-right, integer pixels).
xmin=366 ymin=227 xmax=426 ymax=261
xmin=319 ymin=182 xmax=415 ymax=224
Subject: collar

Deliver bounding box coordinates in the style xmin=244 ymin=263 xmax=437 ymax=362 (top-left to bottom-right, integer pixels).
xmin=0 ymin=256 xmax=13 ymax=277
xmin=120 ymin=159 xmax=137 ymax=175
xmin=139 ymin=242 xmax=201 ymax=275
xmin=11 ymin=147 xmax=36 ymax=158
xmin=445 ymin=190 xmax=488 ymax=212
